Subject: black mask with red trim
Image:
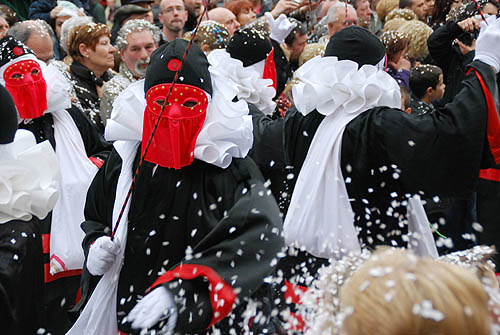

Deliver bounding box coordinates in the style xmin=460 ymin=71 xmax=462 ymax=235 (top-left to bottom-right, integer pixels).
xmin=142 ymin=39 xmax=212 ymax=169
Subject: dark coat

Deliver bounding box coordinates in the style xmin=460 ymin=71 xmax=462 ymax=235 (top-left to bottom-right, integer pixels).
xmin=28 ymin=0 xmax=90 ymax=24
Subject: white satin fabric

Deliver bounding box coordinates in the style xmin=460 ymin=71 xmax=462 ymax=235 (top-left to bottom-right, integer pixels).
xmin=43 ymin=64 xmax=99 ymax=274
xmin=284 ymin=56 xmax=402 ymax=259
xmin=208 ymin=49 xmax=276 ymax=115
xmin=0 ymin=130 xmax=59 ymax=223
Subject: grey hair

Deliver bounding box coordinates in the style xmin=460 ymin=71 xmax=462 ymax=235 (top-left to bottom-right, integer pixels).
xmin=7 ymin=19 xmax=54 ymax=44
xmin=115 ymin=19 xmax=161 ymax=51
xmin=326 ymin=2 xmax=355 ymax=25
xmin=60 ymin=16 xmax=93 ymax=55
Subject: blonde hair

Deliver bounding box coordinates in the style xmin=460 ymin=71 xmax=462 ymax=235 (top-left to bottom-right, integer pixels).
xmin=397 ymin=20 xmax=433 ymax=61
xmin=340 ymin=248 xmax=491 ymax=335
xmin=385 ymin=8 xmax=418 ymax=21
xmin=376 ymin=0 xmax=399 ymax=22
xmin=383 ymin=17 xmax=407 ymax=31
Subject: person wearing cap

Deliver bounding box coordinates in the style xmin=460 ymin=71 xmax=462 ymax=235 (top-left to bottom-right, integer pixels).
xmin=69 ymin=39 xmax=283 ymax=335
xmin=0 ymin=84 xmax=59 ymax=335
xmin=0 ymin=35 xmax=112 ymax=334
xmin=121 ymin=0 xmax=155 ymax=22
xmin=281 ymin=21 xmax=500 ymax=268
xmin=100 ymin=19 xmax=160 ymax=125
xmin=110 ymin=4 xmax=153 ymax=43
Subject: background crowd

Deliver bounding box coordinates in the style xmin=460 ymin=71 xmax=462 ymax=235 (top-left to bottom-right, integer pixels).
xmin=1 ymin=0 xmax=500 ymax=334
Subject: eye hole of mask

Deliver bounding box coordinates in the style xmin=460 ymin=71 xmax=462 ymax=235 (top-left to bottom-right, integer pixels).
xmin=182 ymin=100 xmax=198 ymax=108
xmin=11 ymin=73 xmax=23 ymax=79
xmin=154 ymin=98 xmax=171 ymax=107
xmin=31 ymin=69 xmax=39 ymax=75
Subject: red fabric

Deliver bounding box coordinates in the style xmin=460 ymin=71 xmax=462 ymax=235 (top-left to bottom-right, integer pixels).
xmin=142 ymin=83 xmax=208 ymax=169
xmin=43 ymin=264 xmax=81 ymax=283
xmin=283 ymin=280 xmax=307 ymax=304
xmin=89 ymin=156 xmax=104 ymax=168
xmin=468 ymin=68 xmax=500 ymax=164
xmin=288 ymin=312 xmax=305 ymax=331
xmin=3 ymin=59 xmax=47 ymax=119
xmin=479 ymin=168 xmax=500 ymax=182
xmin=149 ymin=264 xmax=237 ymax=328
xmin=42 ymin=233 xmax=50 ymax=254
xmin=263 ymin=48 xmax=277 ymax=91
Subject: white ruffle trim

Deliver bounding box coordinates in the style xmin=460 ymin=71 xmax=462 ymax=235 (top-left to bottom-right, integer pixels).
xmin=208 ymin=49 xmax=276 ymax=115
xmin=106 ymin=78 xmax=253 ymax=169
xmin=292 ymin=56 xmax=401 ymax=116
xmin=0 ymin=130 xmax=60 ymax=224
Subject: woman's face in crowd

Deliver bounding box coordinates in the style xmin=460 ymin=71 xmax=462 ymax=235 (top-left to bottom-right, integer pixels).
xmin=86 ymin=35 xmax=115 ymax=72
xmin=237 ymin=7 xmax=256 ymax=26
xmin=0 ymin=16 xmax=9 ymax=39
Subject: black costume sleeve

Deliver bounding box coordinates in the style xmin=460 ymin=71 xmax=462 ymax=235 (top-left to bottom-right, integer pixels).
xmin=342 ymin=60 xmax=499 ymax=198
xmin=427 ymin=21 xmax=463 ymax=74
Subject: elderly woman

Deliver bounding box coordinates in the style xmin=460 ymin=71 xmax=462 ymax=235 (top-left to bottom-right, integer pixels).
xmin=67 ymin=22 xmax=115 ymax=134
xmin=226 ymin=0 xmax=257 ymax=26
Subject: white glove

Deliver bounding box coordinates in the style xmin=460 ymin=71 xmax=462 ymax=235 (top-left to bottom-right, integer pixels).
xmin=86 ymin=236 xmax=120 ymax=276
xmin=265 ymin=12 xmax=297 ymax=44
xmin=128 ymin=286 xmax=177 ymax=332
xmin=474 ymin=15 xmax=500 ymax=73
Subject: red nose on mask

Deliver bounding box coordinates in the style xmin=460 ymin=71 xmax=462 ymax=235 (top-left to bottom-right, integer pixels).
xmin=3 ymin=59 xmax=47 ymax=119
xmin=142 ymin=83 xmax=209 ymax=169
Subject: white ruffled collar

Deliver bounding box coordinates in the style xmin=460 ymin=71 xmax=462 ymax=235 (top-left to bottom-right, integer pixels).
xmin=292 ymin=56 xmax=401 ymax=116
xmin=0 ymin=130 xmax=60 ymax=223
xmin=105 ymin=76 xmax=254 ymax=169
xmin=208 ymin=49 xmax=276 ymax=115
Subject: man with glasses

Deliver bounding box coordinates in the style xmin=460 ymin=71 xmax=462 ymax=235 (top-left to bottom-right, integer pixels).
xmin=158 ymin=0 xmax=188 ymax=44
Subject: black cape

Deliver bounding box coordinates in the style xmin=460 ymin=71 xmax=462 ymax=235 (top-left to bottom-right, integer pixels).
xmin=79 ymin=148 xmax=284 ymax=334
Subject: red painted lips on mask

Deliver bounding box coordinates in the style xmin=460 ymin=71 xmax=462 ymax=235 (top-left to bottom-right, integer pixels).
xmin=4 ymin=59 xmax=47 ymax=119
xmin=142 ymin=83 xmax=209 ymax=169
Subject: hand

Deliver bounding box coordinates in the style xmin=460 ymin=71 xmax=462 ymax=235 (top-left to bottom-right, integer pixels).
xmin=86 ymin=236 xmax=120 ymax=276
xmin=128 ymin=287 xmax=177 ymax=332
xmin=455 ymin=38 xmax=475 ymax=54
xmin=474 ymin=15 xmax=500 ymax=73
xmin=388 ymin=55 xmax=411 ymax=71
xmin=270 ymin=0 xmax=301 ymax=18
xmin=50 ymin=6 xmax=63 ymax=19
xmin=265 ymin=12 xmax=297 ymax=44
xmin=457 ymin=17 xmax=481 ymax=32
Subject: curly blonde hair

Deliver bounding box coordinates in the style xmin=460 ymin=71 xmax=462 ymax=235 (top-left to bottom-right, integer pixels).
xmin=385 ymin=8 xmax=418 ymax=21
xmin=340 ymin=249 xmax=491 ymax=335
xmin=397 ymin=20 xmax=433 ymax=61
xmin=376 ymin=0 xmax=399 ymax=22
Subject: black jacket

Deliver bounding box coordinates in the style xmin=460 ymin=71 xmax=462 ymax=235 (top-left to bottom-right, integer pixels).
xmin=427 ymin=20 xmax=475 ymax=106
xmin=69 ymin=61 xmax=113 ymax=134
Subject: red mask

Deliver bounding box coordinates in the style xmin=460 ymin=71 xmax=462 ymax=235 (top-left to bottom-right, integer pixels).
xmin=262 ymin=47 xmax=277 ymax=91
xmin=3 ymin=59 xmax=47 ymax=119
xmin=142 ymin=83 xmax=208 ymax=169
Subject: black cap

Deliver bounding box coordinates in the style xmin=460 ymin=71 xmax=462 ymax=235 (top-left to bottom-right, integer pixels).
xmin=0 ymin=84 xmax=18 ymax=144
xmin=0 ymin=36 xmax=34 ymax=69
xmin=144 ymin=39 xmax=212 ymax=96
xmin=227 ymin=27 xmax=272 ymax=67
xmin=325 ymin=26 xmax=385 ymax=67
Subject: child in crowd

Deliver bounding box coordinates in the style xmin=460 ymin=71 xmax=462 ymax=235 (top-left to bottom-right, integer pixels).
xmin=409 ymin=64 xmax=446 ymax=115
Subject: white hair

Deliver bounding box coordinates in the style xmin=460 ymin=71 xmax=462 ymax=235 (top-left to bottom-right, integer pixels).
xmin=326 ymin=2 xmax=355 ymax=24
xmin=115 ymin=19 xmax=161 ymax=51
xmin=60 ymin=16 xmax=93 ymax=55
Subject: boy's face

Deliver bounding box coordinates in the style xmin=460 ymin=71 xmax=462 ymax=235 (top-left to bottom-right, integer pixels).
xmin=430 ymin=74 xmax=445 ymax=101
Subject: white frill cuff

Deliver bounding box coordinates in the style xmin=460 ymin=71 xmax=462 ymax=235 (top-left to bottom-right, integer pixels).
xmin=208 ymin=49 xmax=276 ymax=115
xmin=0 ymin=130 xmax=60 ymax=224
xmin=292 ymin=56 xmax=401 ymax=116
